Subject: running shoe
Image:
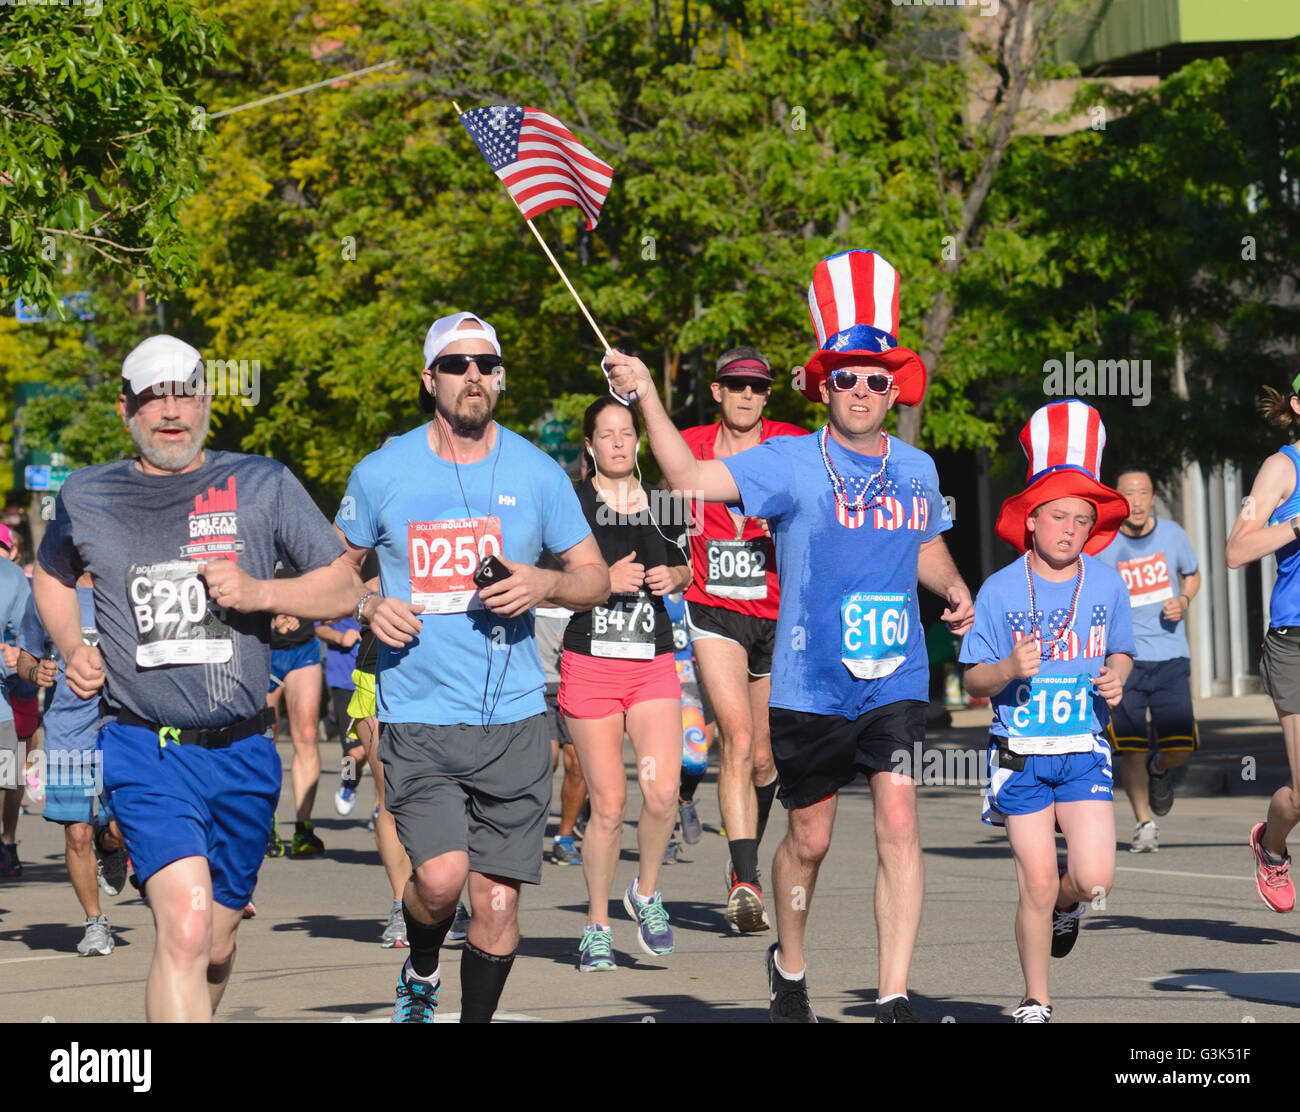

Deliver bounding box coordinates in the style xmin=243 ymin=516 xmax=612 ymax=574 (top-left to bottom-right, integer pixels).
xmin=578 ymin=924 xmax=616 ymax=972
xmin=0 ymin=842 xmax=21 ymax=878
xmin=448 ymin=902 xmax=471 ymax=941
xmin=94 ymin=822 xmax=127 ymax=896
xmin=662 ymin=839 xmax=681 ymax=865
xmin=1012 ymin=998 xmax=1052 ymax=1023
xmin=25 ymin=765 xmax=44 ymax=804
xmin=724 ymin=860 xmax=771 ymax=933
xmin=765 ymin=942 xmax=816 ymax=1023
xmin=242 ymin=901 xmax=257 ymax=919
xmin=392 ymin=966 xmax=439 ymax=1023
xmin=367 ymin=805 xmax=379 ymax=831
xmin=265 ymin=822 xmax=286 ymax=858
xmin=678 ymin=799 xmax=702 ymax=844
xmin=875 ymin=997 xmax=921 ymax=1023
xmin=551 ymin=835 xmax=582 ymax=865
xmin=575 ymin=800 xmax=590 ymax=838
xmin=1050 ymin=902 xmax=1085 ymax=958
xmin=1129 ymin=819 xmax=1159 ymax=854
xmin=290 ymin=821 xmax=325 ymax=857
xmin=622 ymin=881 xmax=674 ymax=956
xmin=1249 ymin=822 xmax=1295 ymax=913
xmin=381 ymin=900 xmax=408 ymax=948
xmin=333 ymin=782 xmax=358 ymax=817
xmin=1146 ymin=750 xmax=1174 ymax=817
xmin=76 ymin=914 xmax=113 ymax=957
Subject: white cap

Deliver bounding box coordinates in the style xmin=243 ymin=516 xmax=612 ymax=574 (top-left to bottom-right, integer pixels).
xmin=121 ymin=335 xmax=204 ymax=394
xmin=422 ymin=312 xmax=500 ymax=369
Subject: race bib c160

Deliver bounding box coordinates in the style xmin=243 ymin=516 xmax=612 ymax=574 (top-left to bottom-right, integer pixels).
xmin=840 ymin=591 xmax=910 ymax=680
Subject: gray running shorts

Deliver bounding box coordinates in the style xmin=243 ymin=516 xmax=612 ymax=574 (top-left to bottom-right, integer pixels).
xmin=1261 ymin=628 xmax=1300 ymax=716
xmin=379 ymin=715 xmax=552 ymax=884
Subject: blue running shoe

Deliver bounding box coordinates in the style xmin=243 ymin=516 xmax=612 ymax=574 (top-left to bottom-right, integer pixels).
xmin=334 ymin=782 xmax=358 ymax=816
xmin=578 ymin=924 xmax=615 ymax=972
xmin=392 ymin=964 xmax=439 ymax=1023
xmin=551 ymin=835 xmax=582 ymax=865
xmin=622 ymin=881 xmax=674 ymax=956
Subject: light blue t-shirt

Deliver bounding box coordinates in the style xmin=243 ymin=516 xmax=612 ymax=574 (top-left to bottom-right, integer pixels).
xmin=1095 ymin=518 xmax=1197 ymax=661
xmin=959 ymin=555 xmax=1135 ymax=739
xmin=0 ymin=560 xmax=31 ymax=727
xmin=18 ymin=586 xmax=99 ymax=749
xmin=336 ymin=424 xmax=591 ymax=726
xmin=722 ymin=430 xmax=950 ymax=717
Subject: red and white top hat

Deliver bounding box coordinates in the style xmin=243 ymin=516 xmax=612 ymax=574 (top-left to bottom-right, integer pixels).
xmin=802 ymin=249 xmax=927 ymax=406
xmin=995 ymin=400 xmax=1130 ymax=555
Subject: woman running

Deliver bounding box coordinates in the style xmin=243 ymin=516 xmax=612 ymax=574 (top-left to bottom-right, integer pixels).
xmin=560 ymin=396 xmax=691 ymax=970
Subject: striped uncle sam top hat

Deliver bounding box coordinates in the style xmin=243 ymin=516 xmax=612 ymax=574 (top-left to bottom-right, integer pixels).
xmin=801 ymin=249 xmax=927 ymax=406
xmin=995 ymin=399 xmax=1130 ymax=555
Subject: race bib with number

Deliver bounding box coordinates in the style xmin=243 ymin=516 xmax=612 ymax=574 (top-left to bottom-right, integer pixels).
xmin=408 ymin=517 xmax=503 ymax=614
xmin=591 ymin=593 xmax=657 ymax=659
xmin=127 ymin=561 xmax=232 ymax=667
xmin=1006 ymin=674 xmax=1094 ymax=755
xmin=840 ymin=591 xmax=911 ymax=679
xmin=1117 ymin=552 xmax=1172 ymax=608
xmin=705 ymin=538 xmax=768 ymax=601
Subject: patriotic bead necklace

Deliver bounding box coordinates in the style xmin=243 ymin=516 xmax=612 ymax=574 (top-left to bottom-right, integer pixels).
xmin=819 ymin=425 xmax=889 ymax=516
xmin=1023 ymin=551 xmax=1084 ymax=658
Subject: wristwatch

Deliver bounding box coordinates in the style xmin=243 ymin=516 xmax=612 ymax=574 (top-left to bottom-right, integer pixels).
xmin=355 ymin=591 xmax=378 ymax=625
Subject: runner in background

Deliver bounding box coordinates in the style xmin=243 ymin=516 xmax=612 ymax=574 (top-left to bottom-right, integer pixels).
xmin=317 ymin=614 xmax=362 ymax=815
xmin=18 ymin=574 xmax=128 ymax=955
xmin=679 ymin=347 xmax=806 ymax=932
xmin=0 ymin=550 xmax=33 ymax=878
xmin=663 ymin=589 xmax=715 ymax=851
xmin=1096 ymin=468 xmax=1200 ymax=853
xmin=1 ymin=526 xmax=43 ymax=811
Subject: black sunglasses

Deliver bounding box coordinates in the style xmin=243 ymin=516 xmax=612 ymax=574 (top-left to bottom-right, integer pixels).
xmin=717 ymin=378 xmax=770 ymax=394
xmin=432 ymin=354 xmax=504 ymax=375
xmin=828 ymin=368 xmax=893 ymax=394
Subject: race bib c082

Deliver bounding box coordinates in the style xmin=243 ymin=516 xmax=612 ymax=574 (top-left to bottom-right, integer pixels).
xmin=704 ymin=538 xmax=767 ymax=600
xmin=1006 ymin=674 xmax=1094 ymax=755
xmin=127 ymin=560 xmax=232 ymax=667
xmin=840 ymin=591 xmax=910 ymax=680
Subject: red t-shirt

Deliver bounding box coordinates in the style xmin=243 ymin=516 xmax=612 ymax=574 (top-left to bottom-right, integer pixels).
xmin=681 ymin=418 xmax=808 ymax=620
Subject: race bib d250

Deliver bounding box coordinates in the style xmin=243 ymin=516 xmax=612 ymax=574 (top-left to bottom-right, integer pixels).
xmin=840 ymin=591 xmax=911 ymax=680
xmin=127 ymin=560 xmax=232 ymax=667
xmin=408 ymin=517 xmax=503 ymax=615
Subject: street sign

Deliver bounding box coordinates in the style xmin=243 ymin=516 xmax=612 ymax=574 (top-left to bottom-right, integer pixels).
xmin=24 ymin=465 xmax=70 ymax=491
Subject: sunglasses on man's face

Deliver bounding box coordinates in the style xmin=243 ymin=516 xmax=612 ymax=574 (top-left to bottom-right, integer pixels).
xmin=432 ymin=354 xmax=504 ymax=375
xmin=828 ymin=368 xmax=893 ymax=394
xmin=718 ymin=378 xmax=770 ymax=395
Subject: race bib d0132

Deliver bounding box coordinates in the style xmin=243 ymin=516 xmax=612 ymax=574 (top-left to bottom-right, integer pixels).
xmin=408 ymin=517 xmax=503 ymax=615
xmin=127 ymin=560 xmax=232 ymax=667
xmin=840 ymin=591 xmax=910 ymax=680
xmin=1006 ymin=674 xmax=1094 ymax=755
xmin=1117 ymin=552 xmax=1172 ymax=608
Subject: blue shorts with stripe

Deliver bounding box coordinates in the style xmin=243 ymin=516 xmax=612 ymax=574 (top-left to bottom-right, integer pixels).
xmin=99 ymin=720 xmax=281 ymax=909
xmin=982 ymin=735 xmax=1114 ymax=827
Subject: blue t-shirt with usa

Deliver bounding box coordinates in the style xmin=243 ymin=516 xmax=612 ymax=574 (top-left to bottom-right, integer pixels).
xmin=959 ymin=555 xmax=1135 ymax=739
xmin=336 ymin=423 xmax=591 ymax=727
xmin=722 ymin=430 xmax=950 ymax=718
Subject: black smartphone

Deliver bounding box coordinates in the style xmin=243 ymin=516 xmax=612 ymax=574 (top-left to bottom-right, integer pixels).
xmin=472 ymin=555 xmax=512 ymax=590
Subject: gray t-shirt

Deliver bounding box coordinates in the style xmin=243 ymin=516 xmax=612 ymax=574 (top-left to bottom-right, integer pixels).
xmin=38 ymin=450 xmax=343 ymax=728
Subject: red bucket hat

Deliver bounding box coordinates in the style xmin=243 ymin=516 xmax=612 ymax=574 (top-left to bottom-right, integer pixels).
xmin=995 ymin=400 xmax=1130 ymax=555
xmin=801 ymin=249 xmax=927 ymax=406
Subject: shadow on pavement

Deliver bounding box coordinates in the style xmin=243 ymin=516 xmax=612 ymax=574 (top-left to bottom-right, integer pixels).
xmin=0 ymin=920 xmax=135 ymax=951
xmin=1153 ymin=968 xmax=1300 ymax=1009
xmin=581 ymin=994 xmax=769 ymax=1022
xmin=843 ymin=988 xmax=1008 ymax=1023
xmin=1087 ymin=914 xmax=1300 ymax=946
xmin=270 ymin=915 xmax=384 ymax=943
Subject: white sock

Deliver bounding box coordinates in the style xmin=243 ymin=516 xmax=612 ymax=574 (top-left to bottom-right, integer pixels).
xmin=773 ymin=951 xmax=805 ymax=981
xmin=402 ymin=958 xmax=439 ymax=987
xmin=876 ymin=992 xmax=907 ymax=1006
xmin=632 ymin=878 xmax=656 ymax=903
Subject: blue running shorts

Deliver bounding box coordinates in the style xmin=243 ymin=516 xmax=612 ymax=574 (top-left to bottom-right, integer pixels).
xmin=982 ymin=735 xmax=1113 ymax=827
xmin=99 ymin=720 xmax=281 ymax=908
xmin=268 ymin=639 xmax=322 ymax=692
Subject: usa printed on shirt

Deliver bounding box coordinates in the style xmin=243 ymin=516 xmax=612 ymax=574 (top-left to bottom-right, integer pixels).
xmin=1005 ymin=604 xmax=1108 ymax=661
xmin=838 ymin=476 xmax=935 ymax=532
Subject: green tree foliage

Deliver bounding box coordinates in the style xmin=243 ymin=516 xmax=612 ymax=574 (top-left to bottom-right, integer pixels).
xmin=0 ymin=0 xmax=227 ymax=314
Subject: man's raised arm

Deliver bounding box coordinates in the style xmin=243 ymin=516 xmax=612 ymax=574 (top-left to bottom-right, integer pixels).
xmin=603 ymin=351 xmax=740 ymax=505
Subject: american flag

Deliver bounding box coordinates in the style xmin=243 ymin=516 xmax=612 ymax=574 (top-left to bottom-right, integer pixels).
xmin=460 ymin=105 xmax=614 ymax=230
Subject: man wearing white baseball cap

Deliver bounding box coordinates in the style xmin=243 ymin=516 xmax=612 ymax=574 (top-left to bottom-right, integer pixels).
xmin=34 ymin=333 xmax=358 ymax=1021
xmin=335 ymin=311 xmax=609 ymax=1023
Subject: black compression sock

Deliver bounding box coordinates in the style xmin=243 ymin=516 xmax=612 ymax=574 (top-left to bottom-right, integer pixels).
xmin=459 ymin=942 xmax=516 ymax=1023
xmin=730 ymin=838 xmax=759 ymax=885
xmin=403 ymin=903 xmax=454 ymax=979
xmin=679 ymin=769 xmax=705 ymax=803
xmin=755 ymin=778 xmax=779 ymax=845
